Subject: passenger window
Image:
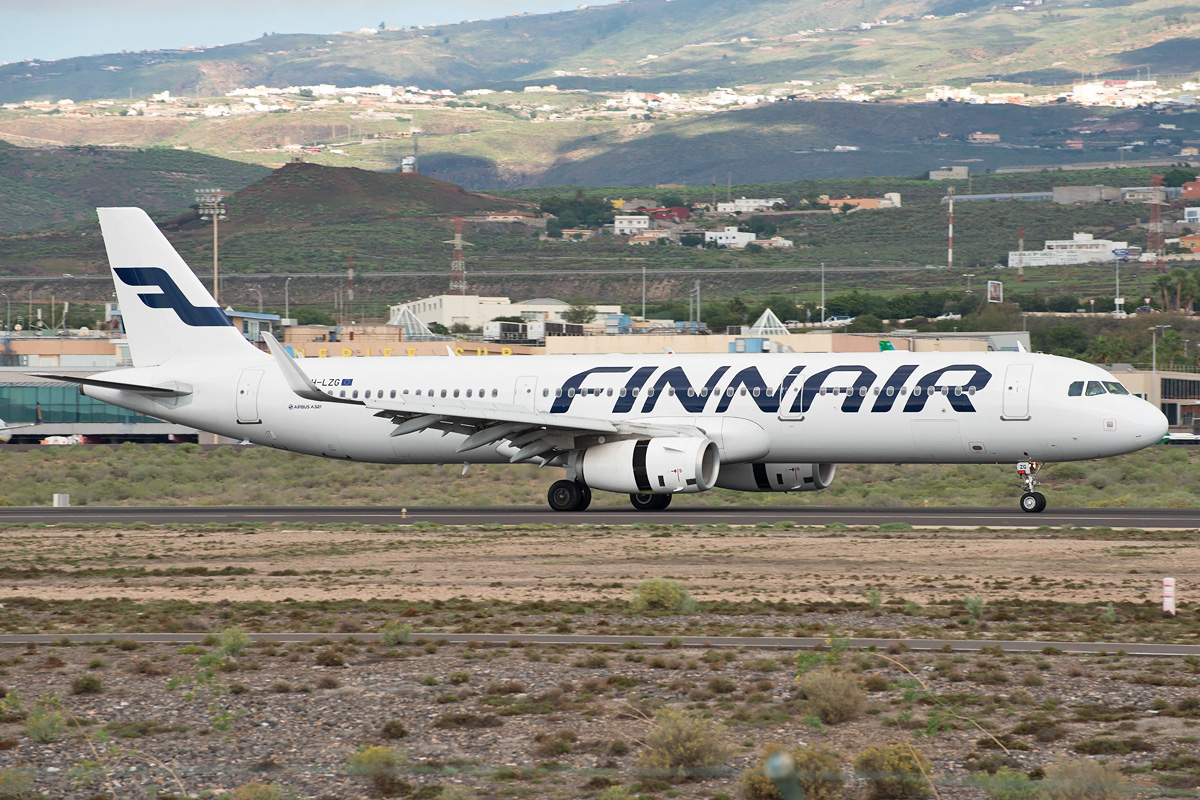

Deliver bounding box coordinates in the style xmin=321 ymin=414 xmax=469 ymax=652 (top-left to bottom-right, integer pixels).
xmin=453 ymin=389 xmax=460 ymax=398
xmin=1103 ymin=381 xmax=1130 ymax=395
xmin=352 ymin=390 xmax=359 ymax=399
xmin=440 ymin=389 xmax=447 ymax=398
xmin=567 ymin=388 xmax=575 ymax=397
xmin=1086 ymin=381 xmax=1106 ymax=396
xmin=491 ymin=389 xmax=498 ymax=398
xmin=607 ymin=388 xmax=613 ymax=397
xmin=1068 ymin=381 xmax=1083 ymax=396
xmin=390 ymin=390 xmax=396 ymax=399
xmin=752 ymin=387 xmax=761 ymax=397
xmin=339 ymin=390 xmax=346 ymax=398
xmin=886 ymin=386 xmax=895 ymax=397
xmin=541 ymin=389 xmax=548 ymax=397
xmin=365 ymin=390 xmax=371 ymax=399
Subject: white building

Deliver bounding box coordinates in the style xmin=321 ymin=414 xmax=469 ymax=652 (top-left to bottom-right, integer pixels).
xmin=1185 ymin=208 xmax=1200 ymax=224
xmin=714 ymin=197 xmax=786 ymax=214
xmin=613 ymin=215 xmax=651 ymax=236
xmin=394 ymin=295 xmax=621 ymax=330
xmin=1007 ymin=232 xmax=1130 ymax=268
xmin=704 ymin=227 xmax=758 ymax=248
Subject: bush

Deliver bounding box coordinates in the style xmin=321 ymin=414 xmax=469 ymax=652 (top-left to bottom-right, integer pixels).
xmin=799 ymin=669 xmax=865 ymax=724
xmin=316 ymin=649 xmax=346 ymax=667
xmin=1041 ymin=757 xmax=1128 ymax=800
xmin=636 ymin=708 xmax=730 ymax=781
xmin=71 ymin=673 xmax=104 ymax=695
xmin=381 ymin=719 xmax=408 ymax=739
xmin=25 ymin=706 xmax=65 ymax=744
xmin=379 ymin=621 xmax=413 ymax=646
xmin=0 ymin=766 xmax=34 ymax=799
xmin=740 ymin=745 xmax=845 ymax=800
xmin=448 ymin=670 xmax=471 ymax=685
xmin=229 ymin=783 xmax=286 ymax=800
xmin=218 ymin=627 xmax=251 ymax=659
xmin=631 ymin=579 xmax=697 ymax=614
xmin=437 ymin=787 xmax=477 ymax=800
xmin=347 ymin=745 xmax=407 ymax=796
xmin=853 ymin=744 xmax=933 ymax=799
xmin=971 ymin=768 xmax=1040 ymax=800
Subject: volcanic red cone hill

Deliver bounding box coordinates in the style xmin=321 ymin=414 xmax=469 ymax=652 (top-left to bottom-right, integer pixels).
xmin=225 ymin=162 xmax=530 ymax=224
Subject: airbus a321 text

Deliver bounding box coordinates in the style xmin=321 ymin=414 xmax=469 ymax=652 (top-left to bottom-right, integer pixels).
xmin=37 ymin=209 xmax=1169 ymax=514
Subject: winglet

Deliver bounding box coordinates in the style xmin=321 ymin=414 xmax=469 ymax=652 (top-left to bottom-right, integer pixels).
xmin=878 ymin=340 xmax=895 ymax=352
xmin=262 ymin=331 xmax=362 ymax=405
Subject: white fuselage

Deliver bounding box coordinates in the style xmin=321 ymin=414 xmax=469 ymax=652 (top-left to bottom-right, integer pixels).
xmin=83 ymin=350 xmax=1167 ymax=467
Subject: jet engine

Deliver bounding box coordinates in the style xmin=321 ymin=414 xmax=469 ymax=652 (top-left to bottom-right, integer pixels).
xmin=715 ymin=462 xmax=837 ymax=493
xmin=579 ymin=437 xmax=720 ymax=495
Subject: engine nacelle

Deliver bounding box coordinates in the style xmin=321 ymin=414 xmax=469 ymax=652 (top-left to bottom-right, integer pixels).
xmin=579 ymin=437 xmax=720 ymax=495
xmin=715 ymin=462 xmax=837 ymax=493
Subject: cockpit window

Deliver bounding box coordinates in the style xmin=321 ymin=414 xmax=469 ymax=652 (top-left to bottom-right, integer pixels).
xmin=1068 ymin=381 xmax=1083 ymax=397
xmin=1085 ymin=380 xmax=1106 ymax=396
xmin=1102 ymin=381 xmax=1130 ymax=395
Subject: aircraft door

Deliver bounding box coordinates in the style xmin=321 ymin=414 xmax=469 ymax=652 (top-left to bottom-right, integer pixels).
xmin=514 ymin=376 xmax=538 ymax=410
xmin=236 ymin=369 xmax=264 ymax=424
xmin=1001 ymin=364 xmax=1033 ymax=421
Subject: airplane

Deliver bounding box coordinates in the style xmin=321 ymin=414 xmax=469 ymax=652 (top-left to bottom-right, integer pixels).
xmin=0 ymin=419 xmax=38 ymax=443
xmin=36 ymin=208 xmax=1169 ymax=514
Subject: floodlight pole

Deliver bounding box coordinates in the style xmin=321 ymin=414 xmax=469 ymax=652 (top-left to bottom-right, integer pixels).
xmin=1 ymin=292 xmax=9 ymax=332
xmin=1150 ymin=324 xmax=1171 ymax=410
xmin=285 ymin=277 xmax=292 ymax=321
xmin=195 ymin=188 xmax=228 ymax=303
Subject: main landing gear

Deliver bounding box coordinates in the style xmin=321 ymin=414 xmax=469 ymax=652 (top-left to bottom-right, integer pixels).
xmin=547 ymin=479 xmax=592 ymax=512
xmin=1017 ymin=460 xmax=1046 ymax=513
xmin=630 ymin=492 xmax=672 ymax=511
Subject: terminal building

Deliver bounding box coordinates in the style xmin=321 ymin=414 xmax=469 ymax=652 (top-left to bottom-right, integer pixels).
xmin=2 ymin=314 xmax=1197 ymax=443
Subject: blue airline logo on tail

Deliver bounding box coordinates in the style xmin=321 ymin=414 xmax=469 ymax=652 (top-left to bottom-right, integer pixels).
xmin=114 ymin=267 xmax=233 ymax=327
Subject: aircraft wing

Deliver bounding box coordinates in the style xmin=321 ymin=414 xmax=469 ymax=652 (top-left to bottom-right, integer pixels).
xmin=262 ymin=332 xmax=700 ymax=463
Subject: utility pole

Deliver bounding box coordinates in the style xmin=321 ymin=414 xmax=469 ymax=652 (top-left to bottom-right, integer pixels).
xmin=947 ymin=187 xmax=954 ymax=272
xmin=446 ymin=217 xmax=471 ymax=295
xmin=1148 ymin=174 xmax=1166 ymax=272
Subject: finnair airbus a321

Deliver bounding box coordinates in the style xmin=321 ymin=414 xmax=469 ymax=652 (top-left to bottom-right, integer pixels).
xmin=39 ymin=208 xmax=1169 ymax=514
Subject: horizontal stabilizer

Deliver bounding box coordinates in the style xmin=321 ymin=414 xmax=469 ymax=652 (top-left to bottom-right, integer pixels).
xmin=30 ymin=374 xmax=191 ymax=397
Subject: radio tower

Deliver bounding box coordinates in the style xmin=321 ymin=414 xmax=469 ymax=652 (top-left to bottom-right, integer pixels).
xmin=1148 ymin=174 xmax=1166 ymax=272
xmin=947 ymin=187 xmax=955 ymax=271
xmin=446 ymin=217 xmax=471 ymax=295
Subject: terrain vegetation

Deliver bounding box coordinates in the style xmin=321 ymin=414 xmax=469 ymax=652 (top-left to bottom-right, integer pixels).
xmin=2 ymin=520 xmax=1200 ymax=798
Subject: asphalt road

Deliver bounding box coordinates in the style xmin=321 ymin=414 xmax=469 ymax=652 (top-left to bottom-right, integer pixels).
xmin=0 ymin=504 xmax=1194 ymax=528
xmin=0 ymin=632 xmax=1196 ymax=657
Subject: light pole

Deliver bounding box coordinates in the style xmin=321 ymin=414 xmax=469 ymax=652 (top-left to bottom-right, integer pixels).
xmin=251 ymin=285 xmax=263 ymax=313
xmin=641 ymin=263 xmax=646 ymax=320
xmin=963 ymin=272 xmax=976 ymax=293
xmin=1 ymin=292 xmax=8 ymax=332
xmin=1113 ymin=254 xmax=1124 ymax=315
xmin=1150 ymin=324 xmax=1171 ymax=410
xmin=820 ymin=261 xmax=825 ymax=325
xmin=195 ymin=188 xmax=228 ymax=303
xmin=285 ymin=277 xmax=293 ymax=321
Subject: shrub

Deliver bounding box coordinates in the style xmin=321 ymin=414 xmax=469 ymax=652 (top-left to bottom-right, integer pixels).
xmin=740 ymin=745 xmax=846 ymax=800
xmin=0 ymin=766 xmax=34 ymax=799
xmin=347 ymin=745 xmax=406 ymax=796
xmin=1041 ymin=757 xmax=1128 ymax=800
xmin=631 ymin=579 xmax=697 ymax=614
xmin=636 ymin=708 xmax=730 ymax=781
xmin=71 ymin=673 xmax=104 ymax=695
xmin=316 ymin=649 xmax=346 ymax=667
xmin=230 ymin=782 xmax=286 ymax=800
xmin=381 ymin=719 xmax=408 ymax=739
xmin=964 ymin=596 xmax=985 ymax=621
xmin=971 ymin=768 xmax=1040 ymax=800
xmin=25 ymin=706 xmax=65 ymax=744
xmin=708 ymin=676 xmax=738 ymax=694
xmin=380 ymin=621 xmax=413 ymax=646
xmin=799 ymin=669 xmax=865 ymax=724
xmin=218 ymin=627 xmax=251 ymax=659
xmin=853 ymin=744 xmax=933 ymax=799
xmin=448 ymin=670 xmax=471 ymax=685
xmin=437 ymin=787 xmax=477 ymax=800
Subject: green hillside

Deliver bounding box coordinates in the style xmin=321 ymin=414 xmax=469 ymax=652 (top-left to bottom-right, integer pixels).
xmin=0 ymin=142 xmax=270 ymax=234
xmin=1 ymin=0 xmax=1197 ymax=102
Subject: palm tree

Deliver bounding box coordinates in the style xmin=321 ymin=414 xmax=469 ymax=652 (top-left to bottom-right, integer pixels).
xmin=1086 ymin=335 xmax=1111 ymax=365
xmin=1161 ymin=329 xmax=1185 ymax=369
xmin=1150 ymin=274 xmax=1174 ymax=310
xmin=1170 ymin=268 xmax=1192 ymax=312
xmin=1109 ymin=337 xmax=1131 ymax=364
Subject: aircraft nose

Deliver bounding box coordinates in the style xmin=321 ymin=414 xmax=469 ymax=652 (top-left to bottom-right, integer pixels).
xmin=1136 ymin=401 xmax=1170 ymax=444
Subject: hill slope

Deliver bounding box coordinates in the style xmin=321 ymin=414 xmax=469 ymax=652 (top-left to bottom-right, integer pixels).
xmin=0 ymin=142 xmax=270 ymax=233
xmin=1 ymin=0 xmax=1197 ymax=102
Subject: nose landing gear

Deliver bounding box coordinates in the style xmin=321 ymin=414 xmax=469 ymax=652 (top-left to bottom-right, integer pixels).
xmin=1017 ymin=460 xmax=1046 ymax=513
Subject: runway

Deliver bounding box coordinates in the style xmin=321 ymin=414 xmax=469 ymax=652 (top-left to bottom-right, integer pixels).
xmin=1 ymin=631 xmax=1198 ymax=657
xmin=0 ymin=504 xmax=1194 ymax=528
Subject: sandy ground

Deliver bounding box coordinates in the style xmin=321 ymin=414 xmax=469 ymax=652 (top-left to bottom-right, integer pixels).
xmin=0 ymin=525 xmax=1193 ymax=605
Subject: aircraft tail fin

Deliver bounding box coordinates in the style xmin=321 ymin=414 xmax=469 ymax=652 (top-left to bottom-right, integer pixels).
xmin=878 ymin=340 xmax=896 ymax=351
xmin=97 ymin=207 xmax=255 ymax=367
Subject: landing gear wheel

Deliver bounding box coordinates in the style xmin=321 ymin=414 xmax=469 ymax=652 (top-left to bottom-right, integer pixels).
xmin=548 ymin=479 xmax=586 ymax=512
xmin=630 ymin=492 xmax=672 ymax=511
xmin=1016 ymin=460 xmax=1047 ymax=513
xmin=1020 ymin=491 xmax=1047 ymax=513
xmin=577 ymin=483 xmax=593 ymax=511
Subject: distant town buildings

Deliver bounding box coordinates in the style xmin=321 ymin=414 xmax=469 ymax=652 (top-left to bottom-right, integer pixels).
xmin=703 ymin=227 xmax=794 ymax=249
xmin=397 ymin=295 xmax=622 ymax=330
xmin=714 ymin=197 xmax=786 ymax=213
xmin=822 ymin=192 xmax=902 ymax=210
xmin=929 ymin=166 xmax=969 ymax=180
